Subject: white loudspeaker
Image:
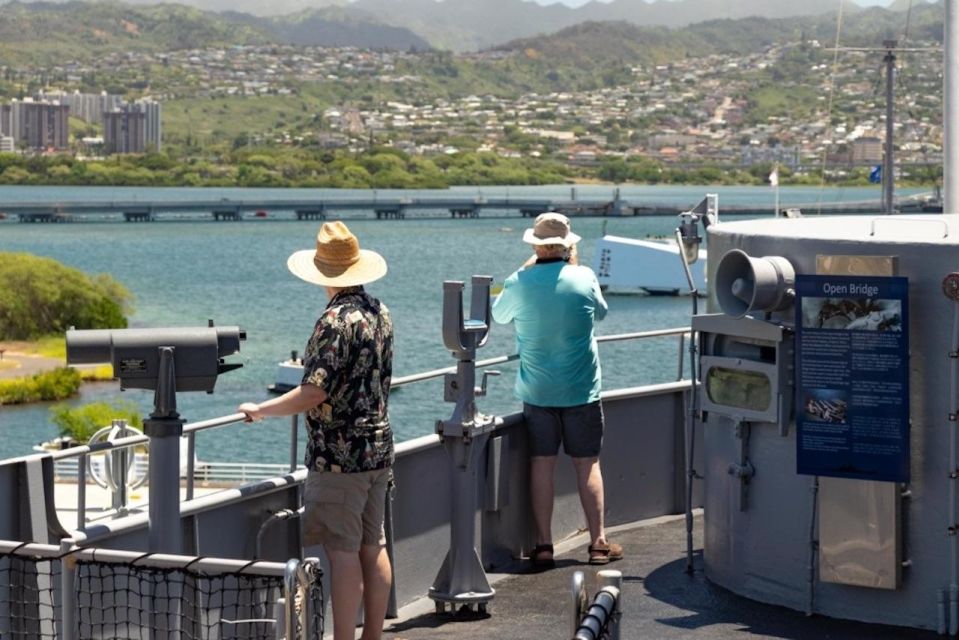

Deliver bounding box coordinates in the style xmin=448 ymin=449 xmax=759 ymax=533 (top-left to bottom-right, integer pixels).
xmin=715 ymin=249 xmax=795 ymax=318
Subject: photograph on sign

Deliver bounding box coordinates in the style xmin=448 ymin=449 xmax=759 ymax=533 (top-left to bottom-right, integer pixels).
xmin=803 ymin=390 xmax=848 ymax=424
xmin=801 ymin=297 xmax=902 ymax=331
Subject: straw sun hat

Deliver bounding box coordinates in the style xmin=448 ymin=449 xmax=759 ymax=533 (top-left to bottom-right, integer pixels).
xmin=287 ymin=221 xmax=387 ymax=287
xmin=522 ymin=212 xmax=581 ymax=248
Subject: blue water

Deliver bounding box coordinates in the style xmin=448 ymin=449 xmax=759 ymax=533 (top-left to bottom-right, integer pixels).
xmin=0 ymin=183 xmax=917 ymax=462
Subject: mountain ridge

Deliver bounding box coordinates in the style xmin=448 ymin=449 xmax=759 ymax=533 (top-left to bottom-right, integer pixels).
xmin=0 ymin=0 xmax=933 ymax=51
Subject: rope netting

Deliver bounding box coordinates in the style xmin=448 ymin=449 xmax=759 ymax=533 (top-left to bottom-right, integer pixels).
xmin=0 ymin=551 xmax=323 ymax=640
xmin=0 ymin=552 xmax=61 ymax=638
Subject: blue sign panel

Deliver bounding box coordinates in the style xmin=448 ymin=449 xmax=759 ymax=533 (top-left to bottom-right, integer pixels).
xmin=795 ymin=275 xmax=909 ymax=482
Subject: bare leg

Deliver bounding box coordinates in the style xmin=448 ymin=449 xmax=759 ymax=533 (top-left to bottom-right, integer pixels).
xmin=358 ymin=544 xmax=392 ymax=640
xmin=326 ymin=548 xmax=363 ymax=640
xmin=572 ymin=456 xmax=606 ymax=546
xmin=530 ymin=455 xmax=558 ymax=545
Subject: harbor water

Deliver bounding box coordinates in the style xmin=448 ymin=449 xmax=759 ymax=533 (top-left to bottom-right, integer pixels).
xmin=0 ymin=183 xmax=918 ymax=463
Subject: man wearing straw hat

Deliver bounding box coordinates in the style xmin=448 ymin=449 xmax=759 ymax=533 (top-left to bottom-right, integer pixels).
xmin=239 ymin=221 xmax=394 ymax=640
xmin=492 ymin=212 xmax=623 ymax=568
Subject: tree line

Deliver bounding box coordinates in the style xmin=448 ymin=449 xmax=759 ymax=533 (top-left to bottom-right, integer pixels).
xmin=0 ymin=147 xmax=939 ymax=189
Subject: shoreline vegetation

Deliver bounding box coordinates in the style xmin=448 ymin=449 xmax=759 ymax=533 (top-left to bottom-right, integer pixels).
xmin=0 ymin=149 xmax=942 ymax=190
xmin=0 ymin=341 xmax=116 ymax=405
xmin=0 ymin=253 xmax=129 ymax=406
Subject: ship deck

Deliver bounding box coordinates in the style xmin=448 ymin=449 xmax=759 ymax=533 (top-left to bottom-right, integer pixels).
xmin=383 ymin=513 xmax=937 ymax=640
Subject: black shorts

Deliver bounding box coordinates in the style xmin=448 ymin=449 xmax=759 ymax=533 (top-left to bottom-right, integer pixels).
xmin=523 ymin=400 xmax=605 ymax=458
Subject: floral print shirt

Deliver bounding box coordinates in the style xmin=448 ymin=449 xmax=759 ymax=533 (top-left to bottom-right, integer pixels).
xmin=301 ymin=287 xmax=394 ymax=473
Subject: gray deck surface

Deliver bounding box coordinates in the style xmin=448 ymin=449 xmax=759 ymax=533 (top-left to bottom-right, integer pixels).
xmin=382 ymin=515 xmax=936 ymax=639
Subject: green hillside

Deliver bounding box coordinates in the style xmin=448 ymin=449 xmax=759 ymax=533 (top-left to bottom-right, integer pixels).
xmin=0 ymin=1 xmax=270 ymax=65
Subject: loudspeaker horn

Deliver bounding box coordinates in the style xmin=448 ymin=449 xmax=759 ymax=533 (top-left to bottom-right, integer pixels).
xmin=715 ymin=249 xmax=795 ymax=318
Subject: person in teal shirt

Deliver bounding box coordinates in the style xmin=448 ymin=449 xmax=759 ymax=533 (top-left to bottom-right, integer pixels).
xmin=492 ymin=212 xmax=623 ymax=568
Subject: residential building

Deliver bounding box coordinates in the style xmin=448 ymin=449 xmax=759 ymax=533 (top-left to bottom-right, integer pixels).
xmin=851 ymin=136 xmax=883 ymax=164
xmin=18 ymin=100 xmax=70 ymax=150
xmin=103 ymin=109 xmax=146 ymax=154
xmin=103 ymin=100 xmax=161 ymax=153
xmin=39 ymin=91 xmax=122 ymax=124
xmin=0 ymin=135 xmax=13 ymax=152
xmin=130 ymin=99 xmax=162 ymax=151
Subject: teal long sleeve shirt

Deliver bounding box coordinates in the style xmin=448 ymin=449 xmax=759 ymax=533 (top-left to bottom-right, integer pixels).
xmin=491 ymin=260 xmax=608 ymax=407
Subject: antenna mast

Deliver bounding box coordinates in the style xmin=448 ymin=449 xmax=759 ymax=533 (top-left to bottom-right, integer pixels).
xmin=883 ymin=40 xmax=896 ymax=215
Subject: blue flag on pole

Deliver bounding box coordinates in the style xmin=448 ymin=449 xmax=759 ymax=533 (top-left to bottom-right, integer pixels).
xmin=869 ymin=164 xmax=882 ymax=184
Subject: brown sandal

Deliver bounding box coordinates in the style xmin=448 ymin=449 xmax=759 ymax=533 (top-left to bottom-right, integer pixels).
xmin=531 ymin=543 xmax=555 ymax=569
xmin=588 ymin=541 xmax=624 ymax=565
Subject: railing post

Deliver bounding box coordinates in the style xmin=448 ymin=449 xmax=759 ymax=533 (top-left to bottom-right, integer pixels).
xmin=289 ymin=414 xmax=299 ymax=473
xmin=76 ymin=453 xmax=87 ymax=532
xmin=284 ymin=559 xmax=299 ymax=640
xmin=274 ymin=598 xmax=287 ymax=640
xmin=597 ymin=570 xmax=623 ymax=640
xmin=59 ymin=538 xmax=77 ymax=640
xmin=570 ymin=570 xmax=587 ymax=638
xmin=186 ymin=431 xmax=196 ymax=500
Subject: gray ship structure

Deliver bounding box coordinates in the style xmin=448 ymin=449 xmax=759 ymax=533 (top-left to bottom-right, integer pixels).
xmin=5 ymin=5 xmax=959 ymax=638
xmin=4 ymin=199 xmax=959 ymax=639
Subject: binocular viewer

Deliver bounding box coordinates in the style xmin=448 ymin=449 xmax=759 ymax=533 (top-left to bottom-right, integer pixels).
xmin=66 ymin=325 xmax=245 ymax=393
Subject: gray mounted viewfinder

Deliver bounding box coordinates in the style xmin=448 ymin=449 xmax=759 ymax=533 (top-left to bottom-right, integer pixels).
xmin=66 ymin=325 xmax=245 ymax=392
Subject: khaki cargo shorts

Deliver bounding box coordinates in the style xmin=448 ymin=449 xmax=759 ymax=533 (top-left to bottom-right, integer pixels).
xmin=302 ymin=468 xmax=392 ymax=552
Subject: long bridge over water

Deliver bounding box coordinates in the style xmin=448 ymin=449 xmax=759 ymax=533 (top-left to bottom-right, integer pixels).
xmin=0 ymin=193 xmax=934 ymax=223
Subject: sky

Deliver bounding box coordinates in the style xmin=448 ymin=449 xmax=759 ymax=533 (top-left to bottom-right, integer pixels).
xmin=529 ymin=0 xmax=895 ymax=6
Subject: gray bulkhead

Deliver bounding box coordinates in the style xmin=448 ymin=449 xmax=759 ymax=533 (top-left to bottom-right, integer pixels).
xmin=702 ymin=215 xmax=959 ymax=630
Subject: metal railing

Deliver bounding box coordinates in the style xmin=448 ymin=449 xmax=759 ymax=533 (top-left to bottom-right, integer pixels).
xmin=571 ymin=569 xmax=623 ymax=640
xmin=51 ymin=458 xmax=297 ymax=486
xmin=42 ymin=325 xmax=692 ymax=532
xmin=391 ymin=326 xmax=692 ymax=388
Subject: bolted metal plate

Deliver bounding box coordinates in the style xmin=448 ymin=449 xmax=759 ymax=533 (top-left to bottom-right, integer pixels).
xmin=943 ymin=273 xmax=959 ymax=300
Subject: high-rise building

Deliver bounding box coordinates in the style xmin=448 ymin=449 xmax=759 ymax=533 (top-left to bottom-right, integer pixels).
xmin=130 ymin=99 xmax=162 ymax=151
xmin=103 ymin=109 xmax=146 ymax=154
xmin=0 ymin=104 xmax=11 ymax=138
xmin=38 ymin=91 xmax=121 ymax=125
xmin=102 ymin=100 xmax=161 ymax=154
xmin=1 ymin=99 xmax=70 ymax=150
xmin=14 ymin=100 xmax=70 ymax=150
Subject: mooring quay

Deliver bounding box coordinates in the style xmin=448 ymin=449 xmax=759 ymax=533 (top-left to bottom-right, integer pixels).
xmin=0 ymin=193 xmax=925 ymax=222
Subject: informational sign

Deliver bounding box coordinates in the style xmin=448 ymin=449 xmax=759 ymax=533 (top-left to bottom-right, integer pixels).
xmin=795 ymin=274 xmax=909 ymax=482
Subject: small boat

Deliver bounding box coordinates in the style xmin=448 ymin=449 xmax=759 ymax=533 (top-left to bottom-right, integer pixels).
xmin=592 ymin=234 xmax=706 ymax=295
xmin=268 ymin=351 xmax=304 ymax=393
xmin=254 ymin=210 xmax=269 ymax=218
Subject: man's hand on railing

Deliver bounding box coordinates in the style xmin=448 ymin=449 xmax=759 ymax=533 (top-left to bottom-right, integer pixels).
xmin=239 ymin=403 xmax=264 ymax=422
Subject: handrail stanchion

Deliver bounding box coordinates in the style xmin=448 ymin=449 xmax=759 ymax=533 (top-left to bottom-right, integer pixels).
xmin=676 ymin=332 xmax=686 ymax=381
xmin=59 ymin=538 xmax=77 ymax=640
xmin=597 ymin=569 xmax=623 ymax=640
xmin=429 ymin=276 xmax=498 ymax=614
xmin=77 ymin=453 xmax=87 ymax=532
xmin=570 ymin=570 xmax=587 ymax=637
xmin=273 ymin=599 xmax=286 ymax=640
xmin=186 ymin=431 xmax=196 ymax=501
xmin=284 ymin=559 xmax=299 ymax=640
xmin=289 ymin=414 xmax=299 ymax=473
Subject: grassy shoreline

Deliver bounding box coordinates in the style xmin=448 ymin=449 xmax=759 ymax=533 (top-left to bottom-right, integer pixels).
xmin=0 ymin=336 xmax=115 ymax=405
